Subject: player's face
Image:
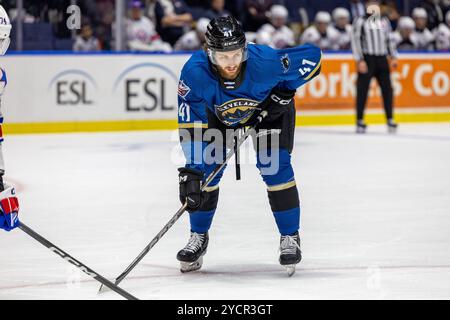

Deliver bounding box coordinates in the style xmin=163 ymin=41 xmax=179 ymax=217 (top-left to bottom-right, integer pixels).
xmin=317 ymin=22 xmax=328 ymax=34
xmin=336 ymin=17 xmax=349 ymax=28
xmin=400 ymin=28 xmax=413 ymax=38
xmin=414 ymin=17 xmax=427 ymax=29
xmin=271 ymin=17 xmax=286 ymax=28
xmin=214 ymin=49 xmax=244 ymax=79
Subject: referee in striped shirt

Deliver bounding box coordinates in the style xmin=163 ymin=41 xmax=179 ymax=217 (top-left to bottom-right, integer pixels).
xmin=351 ymin=0 xmax=398 ymax=133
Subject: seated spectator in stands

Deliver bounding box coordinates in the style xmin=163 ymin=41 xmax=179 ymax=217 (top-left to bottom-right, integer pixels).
xmin=256 ymin=5 xmax=295 ymax=49
xmin=419 ymin=0 xmax=446 ymax=31
xmin=411 ymin=7 xmax=435 ymax=51
xmin=244 ymin=0 xmax=273 ymax=32
xmin=300 ymin=11 xmax=339 ymax=50
xmin=154 ymin=0 xmax=194 ymax=46
xmin=331 ymin=7 xmax=352 ymax=50
xmin=434 ymin=11 xmax=450 ymax=51
xmin=391 ymin=16 xmax=418 ymax=51
xmin=204 ymin=0 xmax=231 ymax=20
xmin=174 ymin=17 xmax=210 ymax=51
xmin=73 ymin=23 xmax=101 ymax=52
xmin=126 ymin=0 xmax=172 ymax=52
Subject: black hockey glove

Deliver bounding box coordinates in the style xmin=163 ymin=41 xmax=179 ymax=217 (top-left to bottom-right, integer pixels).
xmin=259 ymin=87 xmax=296 ymax=123
xmin=178 ymin=167 xmax=203 ymax=211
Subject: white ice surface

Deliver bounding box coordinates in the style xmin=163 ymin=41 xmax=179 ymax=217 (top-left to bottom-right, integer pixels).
xmin=0 ymin=123 xmax=449 ymax=300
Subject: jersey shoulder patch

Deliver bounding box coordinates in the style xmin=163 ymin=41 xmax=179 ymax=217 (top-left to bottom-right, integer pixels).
xmin=178 ymin=79 xmax=191 ymax=99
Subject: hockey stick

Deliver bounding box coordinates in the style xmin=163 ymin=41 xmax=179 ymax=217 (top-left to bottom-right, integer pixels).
xmin=19 ymin=222 xmax=138 ymax=300
xmin=99 ymin=111 xmax=268 ymax=293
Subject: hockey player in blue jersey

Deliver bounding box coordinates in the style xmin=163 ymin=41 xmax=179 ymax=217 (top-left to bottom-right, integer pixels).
xmin=0 ymin=5 xmax=20 ymax=233
xmin=176 ymin=16 xmax=321 ymax=275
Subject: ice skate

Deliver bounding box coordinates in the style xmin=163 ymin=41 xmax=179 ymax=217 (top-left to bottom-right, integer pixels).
xmin=387 ymin=120 xmax=398 ymax=133
xmin=356 ymin=121 xmax=367 ymax=134
xmin=279 ymin=232 xmax=301 ymax=276
xmin=177 ymin=232 xmax=208 ymax=273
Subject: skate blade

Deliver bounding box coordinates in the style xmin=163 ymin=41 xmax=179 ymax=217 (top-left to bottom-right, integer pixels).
xmin=180 ymin=256 xmax=203 ymax=273
xmin=284 ymin=265 xmax=296 ymax=277
xmin=388 ymin=127 xmax=397 ymax=134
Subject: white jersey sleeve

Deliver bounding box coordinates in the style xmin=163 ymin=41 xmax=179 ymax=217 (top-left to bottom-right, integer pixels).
xmin=174 ymin=31 xmax=201 ymax=51
xmin=411 ymin=28 xmax=435 ymax=51
xmin=332 ymin=24 xmax=352 ymax=50
xmin=434 ymin=24 xmax=450 ymax=50
xmin=300 ymin=26 xmax=320 ymax=46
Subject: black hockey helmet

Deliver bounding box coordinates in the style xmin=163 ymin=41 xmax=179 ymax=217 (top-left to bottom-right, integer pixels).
xmin=205 ymin=16 xmax=248 ymax=65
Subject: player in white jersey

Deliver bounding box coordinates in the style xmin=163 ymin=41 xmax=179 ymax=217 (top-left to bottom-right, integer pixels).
xmin=0 ymin=5 xmax=20 ymax=232
xmin=126 ymin=0 xmax=172 ymax=52
xmin=300 ymin=11 xmax=339 ymax=50
xmin=174 ymin=18 xmax=210 ymax=51
xmin=331 ymin=7 xmax=352 ymax=50
xmin=411 ymin=7 xmax=435 ymax=51
xmin=256 ymin=5 xmax=295 ymax=49
xmin=391 ymin=16 xmax=418 ymax=50
xmin=73 ymin=24 xmax=101 ymax=52
xmin=433 ymin=11 xmax=450 ymax=51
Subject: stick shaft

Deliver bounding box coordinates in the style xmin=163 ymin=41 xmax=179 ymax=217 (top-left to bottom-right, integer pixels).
xmin=19 ymin=222 xmax=138 ymax=300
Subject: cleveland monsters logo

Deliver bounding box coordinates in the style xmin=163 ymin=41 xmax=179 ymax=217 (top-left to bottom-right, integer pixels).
xmin=214 ymin=98 xmax=259 ymax=126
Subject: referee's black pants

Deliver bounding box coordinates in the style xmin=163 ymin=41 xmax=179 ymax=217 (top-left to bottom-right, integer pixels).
xmin=356 ymin=55 xmax=393 ymax=122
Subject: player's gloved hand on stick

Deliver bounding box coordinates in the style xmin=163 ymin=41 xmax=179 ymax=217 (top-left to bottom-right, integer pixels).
xmin=0 ymin=184 xmax=20 ymax=231
xmin=259 ymin=87 xmax=296 ymax=123
xmin=178 ymin=167 xmax=204 ymax=212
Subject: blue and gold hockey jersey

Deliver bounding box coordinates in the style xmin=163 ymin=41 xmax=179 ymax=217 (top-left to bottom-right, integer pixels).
xmin=177 ymin=43 xmax=322 ymax=170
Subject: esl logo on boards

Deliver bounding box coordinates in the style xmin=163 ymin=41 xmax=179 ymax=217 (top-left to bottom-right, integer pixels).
xmin=113 ymin=62 xmax=177 ymax=112
xmin=49 ymin=70 xmax=97 ymax=106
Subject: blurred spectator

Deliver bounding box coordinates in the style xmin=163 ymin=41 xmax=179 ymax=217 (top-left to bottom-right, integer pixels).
xmin=154 ymin=0 xmax=194 ymax=45
xmin=300 ymin=11 xmax=339 ymax=50
xmin=391 ymin=16 xmax=418 ymax=50
xmin=347 ymin=0 xmax=365 ymax=20
xmin=174 ymin=17 xmax=209 ymax=51
xmin=73 ymin=23 xmax=101 ymax=52
xmin=434 ymin=10 xmax=450 ymax=50
xmin=419 ymin=0 xmax=446 ymax=30
xmin=126 ymin=0 xmax=172 ymax=52
xmin=203 ymin=0 xmax=231 ymax=20
xmin=256 ymin=5 xmax=295 ymax=49
xmin=244 ymin=0 xmax=273 ymax=32
xmin=331 ymin=7 xmax=352 ymax=49
xmin=412 ymin=7 xmax=435 ymax=50
xmin=380 ymin=0 xmax=400 ymax=29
